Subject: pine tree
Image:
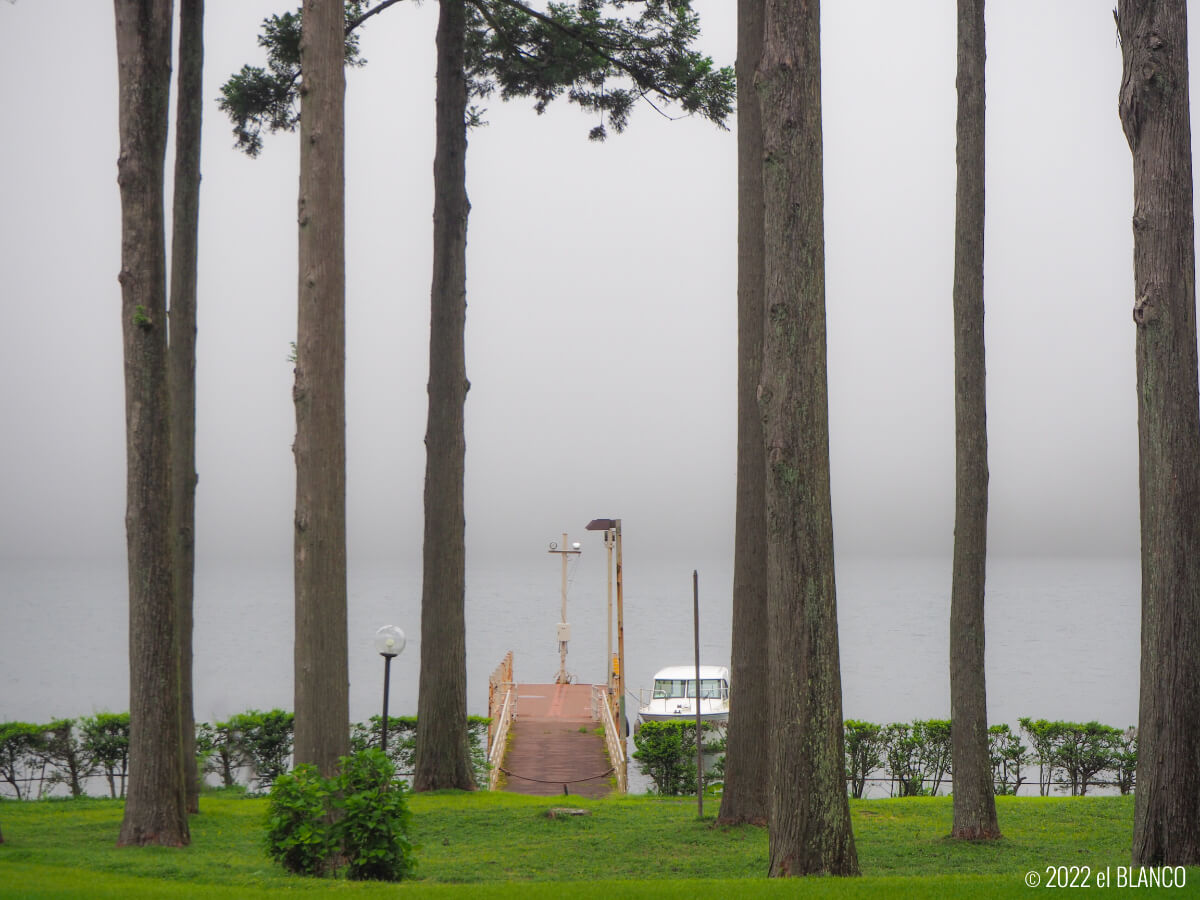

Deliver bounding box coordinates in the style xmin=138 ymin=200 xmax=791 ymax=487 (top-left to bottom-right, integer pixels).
xmin=757 ymin=0 xmax=858 ymax=876
xmin=949 ymin=0 xmax=999 ymax=841
xmin=291 ymin=0 xmax=351 ymax=779
xmin=717 ymin=0 xmax=769 ymax=827
xmin=168 ymin=0 xmax=205 ymax=815
xmin=114 ymin=0 xmax=190 ymax=847
xmin=1116 ymin=0 xmax=1200 ymax=866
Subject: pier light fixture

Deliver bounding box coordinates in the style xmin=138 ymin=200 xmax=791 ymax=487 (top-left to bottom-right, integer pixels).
xmin=548 ymin=535 xmax=582 ymax=684
xmin=374 ymin=625 xmax=406 ymax=754
xmin=585 ymin=517 xmax=626 ymax=789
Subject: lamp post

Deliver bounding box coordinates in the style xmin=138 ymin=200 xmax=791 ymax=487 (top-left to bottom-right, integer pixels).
xmin=374 ymin=625 xmax=406 ymax=755
xmin=603 ymin=528 xmax=615 ymax=693
xmin=586 ymin=517 xmax=624 ymax=789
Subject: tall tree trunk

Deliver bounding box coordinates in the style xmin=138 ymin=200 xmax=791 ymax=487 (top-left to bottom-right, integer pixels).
xmin=949 ymin=0 xmax=999 ymax=842
xmin=717 ymin=0 xmax=769 ymax=828
xmin=1117 ymin=0 xmax=1200 ymax=867
xmin=292 ymin=0 xmax=349 ymax=778
xmin=758 ymin=0 xmax=857 ymax=877
xmin=169 ymin=0 xmax=204 ymax=815
xmin=114 ymin=0 xmax=189 ymax=848
xmin=413 ymin=0 xmax=475 ymax=792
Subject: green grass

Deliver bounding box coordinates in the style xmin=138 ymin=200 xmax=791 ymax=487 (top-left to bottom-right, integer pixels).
xmin=1 ymin=791 xmax=1194 ymax=897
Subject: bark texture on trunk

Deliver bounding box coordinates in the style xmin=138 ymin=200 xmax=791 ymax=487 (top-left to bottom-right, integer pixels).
xmin=114 ymin=0 xmax=189 ymax=848
xmin=949 ymin=0 xmax=999 ymax=842
xmin=293 ymin=0 xmax=349 ymax=778
xmin=758 ymin=0 xmax=857 ymax=877
xmin=717 ymin=0 xmax=769 ymax=829
xmin=169 ymin=0 xmax=204 ymax=815
xmin=1117 ymin=0 xmax=1200 ymax=867
xmin=414 ymin=0 xmax=476 ymax=792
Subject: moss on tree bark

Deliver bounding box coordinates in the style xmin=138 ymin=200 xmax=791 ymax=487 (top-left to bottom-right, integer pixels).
xmin=1117 ymin=0 xmax=1200 ymax=867
xmin=758 ymin=0 xmax=858 ymax=877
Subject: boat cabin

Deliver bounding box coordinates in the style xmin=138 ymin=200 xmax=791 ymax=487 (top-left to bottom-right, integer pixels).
xmin=636 ymin=665 xmax=731 ymax=726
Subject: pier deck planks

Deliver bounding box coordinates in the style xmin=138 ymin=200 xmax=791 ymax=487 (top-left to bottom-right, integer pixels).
xmin=499 ymin=683 xmax=613 ymax=798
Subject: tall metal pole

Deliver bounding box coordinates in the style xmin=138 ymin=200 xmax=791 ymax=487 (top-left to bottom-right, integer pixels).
xmin=693 ymin=569 xmax=703 ymax=818
xmin=585 ymin=516 xmax=626 ymax=790
xmin=560 ymin=531 xmax=568 ymax=682
xmin=547 ymin=534 xmax=580 ymax=684
xmin=615 ymin=518 xmax=626 ymax=793
xmin=605 ymin=529 xmax=614 ymax=694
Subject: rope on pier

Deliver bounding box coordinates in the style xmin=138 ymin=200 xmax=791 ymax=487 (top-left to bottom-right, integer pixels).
xmin=497 ymin=766 xmax=614 ymax=785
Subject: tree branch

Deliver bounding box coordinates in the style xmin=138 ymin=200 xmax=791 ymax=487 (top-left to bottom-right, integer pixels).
xmin=347 ymin=0 xmax=407 ymax=34
xmin=636 ymin=87 xmax=681 ymax=122
xmin=485 ymin=0 xmax=681 ymax=97
xmin=470 ymin=0 xmax=541 ymax=65
xmin=484 ymin=0 xmax=644 ymax=55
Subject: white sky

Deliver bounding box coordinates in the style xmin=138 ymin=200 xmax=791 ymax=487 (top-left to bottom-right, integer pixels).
xmin=0 ymin=1 xmax=1170 ymax=568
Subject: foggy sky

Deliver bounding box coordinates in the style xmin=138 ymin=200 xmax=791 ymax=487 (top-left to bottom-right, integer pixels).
xmin=0 ymin=1 xmax=1161 ymax=570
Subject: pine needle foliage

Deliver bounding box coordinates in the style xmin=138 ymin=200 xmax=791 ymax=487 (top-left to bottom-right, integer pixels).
xmin=219 ymin=0 xmax=733 ymax=154
xmin=218 ymin=3 xmax=370 ymax=156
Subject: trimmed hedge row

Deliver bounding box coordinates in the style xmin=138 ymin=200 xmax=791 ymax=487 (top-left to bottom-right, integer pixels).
xmin=0 ymin=711 xmax=491 ymax=799
xmin=845 ymin=718 xmax=1137 ymax=797
xmin=0 ymin=714 xmax=130 ymax=800
xmin=630 ymin=718 xmax=1138 ymax=799
xmin=3 ymin=713 xmax=1138 ymax=800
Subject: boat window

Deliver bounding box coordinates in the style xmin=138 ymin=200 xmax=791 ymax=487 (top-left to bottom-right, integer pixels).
xmin=653 ymin=678 xmax=728 ymax=699
xmin=653 ymin=679 xmax=689 ymax=699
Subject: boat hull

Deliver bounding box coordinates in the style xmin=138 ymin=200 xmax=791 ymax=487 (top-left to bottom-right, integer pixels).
xmin=636 ymin=709 xmax=729 ymax=724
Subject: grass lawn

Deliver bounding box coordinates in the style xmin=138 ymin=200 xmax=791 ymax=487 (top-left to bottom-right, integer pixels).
xmin=0 ymin=791 xmax=1193 ymax=897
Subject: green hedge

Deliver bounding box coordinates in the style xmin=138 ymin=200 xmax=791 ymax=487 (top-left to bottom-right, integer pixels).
xmin=0 ymin=712 xmax=1139 ymax=799
xmin=629 ymin=717 xmax=1140 ymax=799
xmin=0 ymin=710 xmax=490 ymax=799
xmin=632 ymin=721 xmax=726 ymax=796
xmin=349 ymin=714 xmax=490 ymax=786
xmin=265 ymin=748 xmax=416 ymax=882
xmin=844 ymin=719 xmax=1137 ymax=797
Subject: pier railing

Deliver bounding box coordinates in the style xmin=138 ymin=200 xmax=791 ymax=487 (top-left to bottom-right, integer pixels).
xmin=487 ymin=652 xmax=516 ymax=790
xmin=591 ymin=684 xmax=627 ymax=793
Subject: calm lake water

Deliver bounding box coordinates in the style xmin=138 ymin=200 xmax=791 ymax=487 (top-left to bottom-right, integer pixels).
xmin=1 ymin=554 xmax=1140 ymax=794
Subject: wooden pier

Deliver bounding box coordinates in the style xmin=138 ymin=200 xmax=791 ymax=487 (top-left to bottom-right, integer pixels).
xmin=487 ymin=654 xmax=626 ymax=796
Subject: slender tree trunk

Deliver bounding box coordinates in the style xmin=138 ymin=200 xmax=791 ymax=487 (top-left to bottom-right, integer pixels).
xmin=1117 ymin=0 xmax=1200 ymax=866
xmin=949 ymin=0 xmax=999 ymax=842
xmin=292 ymin=0 xmax=349 ymax=778
xmin=758 ymin=0 xmax=857 ymax=877
xmin=413 ymin=0 xmax=475 ymax=792
xmin=169 ymin=0 xmax=204 ymax=815
xmin=114 ymin=0 xmax=189 ymax=848
xmin=717 ymin=0 xmax=769 ymax=828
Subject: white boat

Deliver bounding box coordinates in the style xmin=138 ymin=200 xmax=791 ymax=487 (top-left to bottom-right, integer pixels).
xmin=636 ymin=665 xmax=730 ymax=727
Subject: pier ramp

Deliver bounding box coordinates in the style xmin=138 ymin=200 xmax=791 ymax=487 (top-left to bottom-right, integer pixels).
xmin=498 ymin=682 xmax=615 ymax=798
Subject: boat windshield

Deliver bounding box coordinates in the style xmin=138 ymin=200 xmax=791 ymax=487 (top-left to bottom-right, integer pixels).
xmin=652 ymin=678 xmax=728 ymax=700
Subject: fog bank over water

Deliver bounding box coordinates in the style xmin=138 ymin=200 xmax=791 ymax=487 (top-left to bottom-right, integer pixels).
xmin=0 ymin=2 xmax=1148 ymax=569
